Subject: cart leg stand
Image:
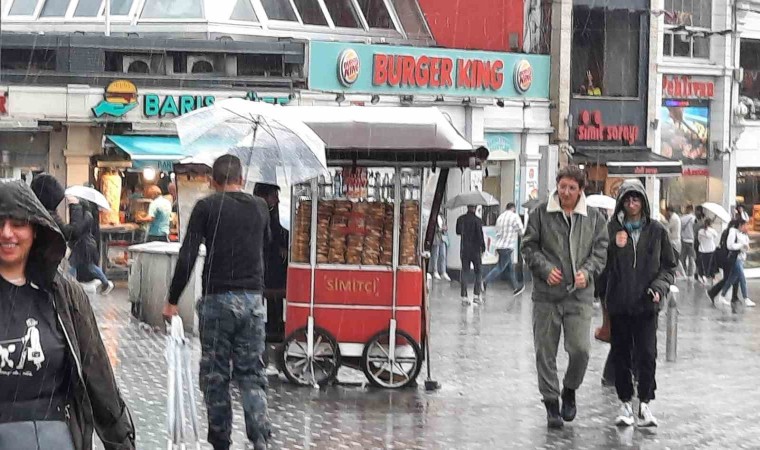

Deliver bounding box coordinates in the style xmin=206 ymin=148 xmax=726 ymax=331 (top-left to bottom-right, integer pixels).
xmin=666 ymin=285 xmax=679 ymax=362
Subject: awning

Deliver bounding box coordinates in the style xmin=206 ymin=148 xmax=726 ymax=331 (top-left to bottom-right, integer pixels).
xmin=571 ymin=148 xmax=682 ymax=178
xmin=106 ymin=135 xmax=185 ymax=172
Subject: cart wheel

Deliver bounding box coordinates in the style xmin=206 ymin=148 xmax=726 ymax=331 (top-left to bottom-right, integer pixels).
xmin=361 ymin=329 xmax=422 ymax=389
xmin=279 ymin=326 xmax=341 ymax=386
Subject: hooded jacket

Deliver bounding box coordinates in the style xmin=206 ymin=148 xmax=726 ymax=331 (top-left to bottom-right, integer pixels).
xmin=522 ymin=191 xmax=609 ymax=304
xmin=30 ymin=173 xmax=87 ymax=244
xmin=598 ymin=180 xmax=677 ymax=316
xmin=0 ymin=180 xmax=135 ymax=450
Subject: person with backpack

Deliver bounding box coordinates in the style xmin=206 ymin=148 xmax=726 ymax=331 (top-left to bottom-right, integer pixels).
xmin=709 ymin=220 xmax=743 ymax=307
xmin=714 ymin=219 xmax=754 ymax=307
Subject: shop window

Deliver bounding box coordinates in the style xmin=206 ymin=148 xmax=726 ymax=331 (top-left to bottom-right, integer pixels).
xmin=662 ymin=0 xmax=711 ymax=59
xmin=8 ymin=0 xmax=39 ymax=15
xmin=261 ymin=0 xmax=298 ymax=21
xmin=127 ymin=60 xmax=150 ymax=74
xmin=356 ymin=0 xmax=395 ymax=29
xmin=238 ymin=54 xmax=284 ymax=76
xmin=1 ymin=48 xmax=56 ymax=71
xmin=323 ymin=0 xmax=362 ymax=28
xmin=571 ymin=7 xmax=640 ymax=98
xmin=389 ymin=0 xmax=430 ymax=37
xmin=293 ymin=0 xmax=328 ymax=25
xmin=110 ymin=0 xmax=133 ymax=15
xmin=40 ymin=0 xmax=69 ymax=17
xmin=74 ymin=0 xmax=102 ymax=16
xmin=231 ymin=0 xmax=259 ymax=21
xmin=740 ymin=40 xmax=760 ymax=120
xmin=141 ymin=0 xmax=202 ymax=18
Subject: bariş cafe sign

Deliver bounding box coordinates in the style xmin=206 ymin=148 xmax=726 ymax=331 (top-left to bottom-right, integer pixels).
xmin=662 ymin=75 xmax=715 ymax=99
xmin=576 ymin=110 xmax=640 ymax=145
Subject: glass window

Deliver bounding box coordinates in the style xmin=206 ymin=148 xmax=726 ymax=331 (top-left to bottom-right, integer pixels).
xmin=740 ymin=40 xmax=760 ymax=119
xmin=356 ymin=0 xmax=394 ymax=29
xmin=74 ymin=0 xmax=101 ymax=16
xmin=9 ymin=0 xmax=39 ymax=15
xmin=40 ymin=0 xmax=69 ymax=17
xmin=664 ymin=0 xmax=711 ymax=28
xmin=1 ymin=49 xmax=56 ymax=71
xmin=323 ymin=0 xmax=361 ymax=28
xmin=390 ymin=0 xmax=429 ymax=37
xmin=110 ymin=0 xmax=133 ymax=14
xmin=141 ymin=0 xmax=203 ymax=18
xmin=261 ymin=0 xmax=298 ymax=21
xmin=230 ymin=0 xmax=258 ymax=21
xmin=293 ymin=0 xmax=328 ymax=25
xmin=571 ymin=7 xmax=639 ymax=98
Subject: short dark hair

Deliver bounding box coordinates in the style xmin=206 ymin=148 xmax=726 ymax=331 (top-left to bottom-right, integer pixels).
xmin=703 ymin=218 xmax=712 ymax=227
xmin=685 ymin=205 xmax=694 ymax=213
xmin=506 ymin=202 xmax=516 ymax=210
xmin=212 ymin=155 xmax=243 ymax=186
xmin=556 ymin=165 xmax=586 ymax=189
xmin=666 ymin=205 xmax=677 ymax=213
xmin=253 ymin=183 xmax=280 ymax=197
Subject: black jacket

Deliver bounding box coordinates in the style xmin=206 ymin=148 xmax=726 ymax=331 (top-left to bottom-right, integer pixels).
xmin=0 ymin=180 xmax=135 ymax=450
xmin=30 ymin=173 xmax=88 ymax=244
xmin=599 ymin=180 xmax=677 ymax=316
xmin=456 ymin=211 xmax=486 ymax=255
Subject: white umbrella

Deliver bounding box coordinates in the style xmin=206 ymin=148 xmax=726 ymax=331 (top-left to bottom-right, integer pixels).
xmin=65 ymin=185 xmax=111 ymax=211
xmin=174 ymin=98 xmax=327 ymax=186
xmin=702 ymin=202 xmax=731 ymax=223
xmin=445 ymin=190 xmax=500 ymax=209
xmin=587 ymin=194 xmax=617 ymax=210
xmin=166 ymin=316 xmax=201 ymax=450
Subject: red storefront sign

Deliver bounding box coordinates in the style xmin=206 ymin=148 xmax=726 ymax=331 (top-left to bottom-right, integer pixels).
xmin=662 ymin=75 xmax=715 ymax=99
xmin=0 ymin=94 xmax=7 ymax=115
xmin=372 ymin=54 xmax=505 ymax=90
xmin=576 ymin=110 xmax=640 ymax=145
xmin=683 ymin=167 xmax=709 ymax=176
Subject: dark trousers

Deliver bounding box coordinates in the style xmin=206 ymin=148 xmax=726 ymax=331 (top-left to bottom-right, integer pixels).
xmin=147 ymin=234 xmax=169 ymax=242
xmin=460 ymin=252 xmax=482 ymax=297
xmin=610 ymin=313 xmax=658 ymax=403
xmin=197 ymin=291 xmax=270 ymax=450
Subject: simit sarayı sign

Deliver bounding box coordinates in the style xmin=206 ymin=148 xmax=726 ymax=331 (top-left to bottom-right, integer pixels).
xmin=310 ymin=41 xmax=549 ymax=99
xmin=576 ymin=110 xmax=640 ymax=145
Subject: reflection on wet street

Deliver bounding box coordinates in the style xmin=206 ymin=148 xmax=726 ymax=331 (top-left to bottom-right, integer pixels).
xmin=94 ymin=279 xmax=760 ymax=449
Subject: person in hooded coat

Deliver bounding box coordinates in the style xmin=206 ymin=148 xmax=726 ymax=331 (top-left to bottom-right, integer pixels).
xmin=598 ymin=179 xmax=676 ymax=428
xmin=0 ymin=180 xmax=134 ymax=450
xmin=69 ymin=199 xmax=114 ymax=295
xmin=30 ymin=173 xmax=87 ymax=245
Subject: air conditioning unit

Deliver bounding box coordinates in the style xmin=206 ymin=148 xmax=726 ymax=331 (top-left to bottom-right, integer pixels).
xmin=187 ymin=55 xmax=216 ymax=74
xmin=122 ymin=54 xmax=166 ymax=75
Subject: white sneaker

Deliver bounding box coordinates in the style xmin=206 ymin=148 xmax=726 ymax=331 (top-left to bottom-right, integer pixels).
xmin=461 ymin=296 xmax=471 ymax=305
xmin=717 ymin=295 xmax=731 ymax=307
xmin=426 ymin=273 xmax=432 ymax=282
xmin=100 ymin=281 xmax=115 ymax=295
xmin=745 ymin=298 xmax=756 ymax=307
xmin=473 ymin=296 xmax=483 ymax=305
xmin=615 ymin=401 xmax=635 ymax=427
xmin=637 ymin=402 xmax=659 ymax=427
xmin=443 ymin=273 xmax=452 ymax=282
xmin=434 ymin=273 xmax=442 ymax=280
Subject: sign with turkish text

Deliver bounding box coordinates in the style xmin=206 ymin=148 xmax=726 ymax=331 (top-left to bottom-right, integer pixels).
xmin=576 ymin=110 xmax=640 ymax=145
xmin=662 ymin=75 xmax=715 ymax=99
xmin=309 ymin=41 xmax=550 ymax=99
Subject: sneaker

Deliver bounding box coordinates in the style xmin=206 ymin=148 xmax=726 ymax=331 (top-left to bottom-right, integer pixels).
xmin=434 ymin=273 xmax=442 ymax=280
xmin=717 ymin=295 xmax=731 ymax=307
xmin=637 ymin=402 xmax=658 ymax=427
xmin=615 ymin=401 xmax=635 ymax=427
xmin=745 ymin=298 xmax=756 ymax=307
xmin=426 ymin=273 xmax=432 ymax=282
xmin=100 ymin=281 xmax=115 ymax=295
xmin=461 ymin=296 xmax=471 ymax=305
xmin=442 ymin=273 xmax=452 ymax=282
xmin=513 ymin=285 xmax=526 ymax=296
xmin=543 ymin=399 xmax=564 ymax=429
xmin=560 ymin=387 xmax=576 ymax=422
xmin=473 ymin=296 xmax=483 ymax=305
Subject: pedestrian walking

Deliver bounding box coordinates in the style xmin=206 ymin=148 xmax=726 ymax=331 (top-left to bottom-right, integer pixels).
xmin=522 ymin=166 xmax=608 ymax=428
xmin=680 ymin=205 xmax=697 ymax=278
xmin=716 ymin=219 xmax=754 ymax=307
xmin=138 ymin=185 xmax=172 ymax=243
xmin=708 ymin=220 xmax=742 ymax=306
xmin=69 ymin=200 xmax=114 ymax=295
xmin=430 ymin=212 xmax=451 ymax=281
xmin=696 ymin=218 xmax=719 ymax=283
xmin=599 ymin=180 xmax=676 ymax=428
xmin=163 ymin=155 xmax=272 ymax=450
xmin=0 ymin=180 xmax=135 ymax=450
xmin=693 ymin=205 xmax=706 ymax=281
xmin=483 ymin=202 xmax=525 ymax=295
xmin=664 ymin=206 xmax=684 ymax=277
xmin=456 ymin=205 xmax=485 ymax=305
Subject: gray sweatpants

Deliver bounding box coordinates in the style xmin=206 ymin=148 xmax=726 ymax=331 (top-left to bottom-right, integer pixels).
xmin=532 ymin=299 xmax=593 ymax=401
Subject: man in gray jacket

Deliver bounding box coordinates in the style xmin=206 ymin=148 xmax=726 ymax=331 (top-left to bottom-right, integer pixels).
xmin=522 ymin=166 xmax=609 ymax=428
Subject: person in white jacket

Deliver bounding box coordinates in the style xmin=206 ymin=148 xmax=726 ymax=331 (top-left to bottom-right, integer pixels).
xmin=696 ymin=218 xmax=719 ymax=284
xmin=718 ymin=219 xmax=755 ymax=307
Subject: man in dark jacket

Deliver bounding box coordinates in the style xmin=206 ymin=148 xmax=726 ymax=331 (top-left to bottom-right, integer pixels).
xmin=0 ymin=180 xmax=134 ymax=450
xmin=522 ymin=165 xmax=608 ymax=428
xmin=599 ymin=179 xmax=676 ymax=428
xmin=30 ymin=173 xmax=85 ymax=244
xmin=456 ymin=205 xmax=486 ymax=304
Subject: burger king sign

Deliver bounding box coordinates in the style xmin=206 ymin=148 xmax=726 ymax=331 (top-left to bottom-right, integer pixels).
xmin=513 ymin=60 xmax=533 ymax=94
xmin=338 ymin=49 xmax=360 ymax=87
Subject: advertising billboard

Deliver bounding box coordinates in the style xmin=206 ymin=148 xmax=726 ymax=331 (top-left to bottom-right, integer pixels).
xmin=660 ymin=99 xmax=710 ymax=164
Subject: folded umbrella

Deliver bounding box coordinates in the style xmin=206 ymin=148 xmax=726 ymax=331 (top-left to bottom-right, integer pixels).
xmin=166 ymin=316 xmax=201 ymax=450
xmin=445 ymin=190 xmax=500 ymax=209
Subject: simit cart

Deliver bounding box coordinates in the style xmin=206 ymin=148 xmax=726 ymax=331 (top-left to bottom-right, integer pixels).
xmin=277 ymin=106 xmax=488 ymax=389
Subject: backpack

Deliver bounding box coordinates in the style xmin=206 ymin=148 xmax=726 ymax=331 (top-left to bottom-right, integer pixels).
xmin=714 ymin=228 xmax=736 ymax=269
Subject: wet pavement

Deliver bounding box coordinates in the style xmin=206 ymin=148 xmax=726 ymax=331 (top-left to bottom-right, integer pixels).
xmin=91 ymin=278 xmax=760 ymax=449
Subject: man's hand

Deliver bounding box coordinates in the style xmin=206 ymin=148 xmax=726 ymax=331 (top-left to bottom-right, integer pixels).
xmin=162 ymin=303 xmax=179 ymax=321
xmin=66 ymin=195 xmax=79 ymax=205
xmin=648 ymin=289 xmax=661 ymax=304
xmin=547 ymin=267 xmax=563 ymax=286
xmin=574 ymin=271 xmax=587 ymax=289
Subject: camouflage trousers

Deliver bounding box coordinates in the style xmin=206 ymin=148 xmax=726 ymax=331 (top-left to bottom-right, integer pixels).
xmin=197 ymin=291 xmax=271 ymax=450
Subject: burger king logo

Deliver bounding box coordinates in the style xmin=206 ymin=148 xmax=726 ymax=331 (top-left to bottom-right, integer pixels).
xmin=338 ymin=49 xmax=360 ymax=87
xmin=513 ymin=60 xmax=533 ymax=94
xmin=93 ymin=80 xmax=139 ymax=118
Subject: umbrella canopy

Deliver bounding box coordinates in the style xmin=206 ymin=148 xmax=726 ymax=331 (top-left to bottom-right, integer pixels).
xmin=174 ymin=98 xmax=328 ymax=186
xmin=587 ymin=194 xmax=617 ymax=210
xmin=65 ymin=185 xmax=111 ymax=211
xmin=445 ymin=190 xmax=500 ymax=209
xmin=702 ymin=202 xmax=731 ymax=223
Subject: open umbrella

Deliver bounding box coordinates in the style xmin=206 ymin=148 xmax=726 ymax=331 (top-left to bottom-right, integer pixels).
xmin=445 ymin=190 xmax=499 ymax=209
xmin=65 ymin=185 xmax=111 ymax=211
xmin=174 ymin=98 xmax=327 ymax=186
xmin=587 ymin=194 xmax=617 ymax=210
xmin=521 ymin=198 xmax=541 ymax=210
xmin=702 ymin=202 xmax=731 ymax=223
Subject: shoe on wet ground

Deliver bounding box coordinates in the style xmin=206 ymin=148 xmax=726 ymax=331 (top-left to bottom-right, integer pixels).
xmin=637 ymin=402 xmax=658 ymax=427
xmin=615 ymin=401 xmax=635 ymax=427
xmin=544 ymin=399 xmax=564 ymax=429
xmin=560 ymin=387 xmax=576 ymax=422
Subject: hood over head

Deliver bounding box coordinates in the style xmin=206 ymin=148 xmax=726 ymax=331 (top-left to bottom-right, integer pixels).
xmin=613 ymin=179 xmax=651 ymax=222
xmin=0 ymin=180 xmax=67 ymax=287
xmin=30 ymin=173 xmax=65 ymax=212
